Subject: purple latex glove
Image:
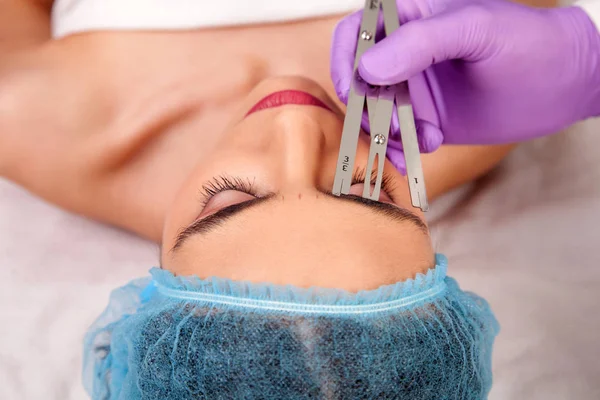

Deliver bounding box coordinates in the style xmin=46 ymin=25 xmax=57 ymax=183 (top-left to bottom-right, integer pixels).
xmin=331 ymin=0 xmax=600 ymax=172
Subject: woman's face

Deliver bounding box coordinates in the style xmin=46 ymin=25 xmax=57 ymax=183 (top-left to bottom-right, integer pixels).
xmin=161 ymin=77 xmax=434 ymax=291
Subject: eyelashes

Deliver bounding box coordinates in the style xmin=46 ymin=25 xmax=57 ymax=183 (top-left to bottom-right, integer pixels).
xmin=199 ymin=175 xmax=258 ymax=207
xmin=199 ymin=168 xmax=397 ymax=207
xmin=351 ymin=167 xmax=397 ymax=195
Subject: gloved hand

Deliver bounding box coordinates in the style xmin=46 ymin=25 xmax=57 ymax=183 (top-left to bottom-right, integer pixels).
xmin=331 ymin=0 xmax=600 ymax=171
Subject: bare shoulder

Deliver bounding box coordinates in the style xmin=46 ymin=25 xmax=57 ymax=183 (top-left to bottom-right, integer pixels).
xmin=0 ymin=35 xmax=179 ymax=241
xmin=0 ymin=52 xmax=46 ymax=179
xmin=0 ymin=47 xmax=66 ymax=179
xmin=0 ymin=41 xmax=113 ymax=201
xmin=0 ymin=0 xmax=53 ymax=176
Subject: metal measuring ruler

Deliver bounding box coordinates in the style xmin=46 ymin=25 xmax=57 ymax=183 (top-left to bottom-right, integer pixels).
xmin=332 ymin=0 xmax=428 ymax=212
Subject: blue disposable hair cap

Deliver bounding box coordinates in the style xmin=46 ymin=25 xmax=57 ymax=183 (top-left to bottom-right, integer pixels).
xmin=83 ymin=254 xmax=499 ymax=399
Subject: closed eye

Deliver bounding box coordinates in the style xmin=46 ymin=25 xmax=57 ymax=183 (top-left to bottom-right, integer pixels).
xmin=195 ymin=166 xmax=396 ymax=220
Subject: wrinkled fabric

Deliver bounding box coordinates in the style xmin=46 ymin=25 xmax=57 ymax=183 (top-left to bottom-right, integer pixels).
xmin=83 ymin=254 xmax=499 ymax=399
xmin=330 ymin=0 xmax=600 ymax=172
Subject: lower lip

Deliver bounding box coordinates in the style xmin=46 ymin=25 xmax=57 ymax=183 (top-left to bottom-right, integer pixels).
xmin=246 ymin=90 xmax=332 ymax=116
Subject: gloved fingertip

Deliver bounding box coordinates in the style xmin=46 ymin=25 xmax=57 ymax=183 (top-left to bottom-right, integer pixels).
xmin=359 ymin=42 xmax=411 ymax=85
xmin=394 ymin=158 xmax=407 ymax=176
xmin=358 ymin=54 xmax=393 ymax=85
xmin=332 ymin=76 xmax=350 ymax=104
xmin=338 ymin=90 xmax=350 ymax=105
xmin=390 ymin=112 xmax=401 ymax=137
xmin=417 ymin=122 xmax=444 ymax=153
xmin=386 ymin=147 xmax=407 ymax=175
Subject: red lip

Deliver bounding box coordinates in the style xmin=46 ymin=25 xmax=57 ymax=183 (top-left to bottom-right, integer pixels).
xmin=246 ymin=90 xmax=332 ymax=116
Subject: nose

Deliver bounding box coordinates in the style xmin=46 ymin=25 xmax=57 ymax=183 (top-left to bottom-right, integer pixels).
xmin=271 ymin=108 xmax=331 ymax=190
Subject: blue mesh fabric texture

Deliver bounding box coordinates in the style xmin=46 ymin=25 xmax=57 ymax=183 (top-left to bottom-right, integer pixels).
xmin=83 ymin=254 xmax=499 ymax=399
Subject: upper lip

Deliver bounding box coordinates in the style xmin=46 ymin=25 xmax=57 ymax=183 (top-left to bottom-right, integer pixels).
xmin=246 ymin=90 xmax=333 ymax=116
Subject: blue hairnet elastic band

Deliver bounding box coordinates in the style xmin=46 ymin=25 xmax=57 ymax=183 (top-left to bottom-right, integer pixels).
xmin=155 ymin=283 xmax=446 ymax=314
xmin=151 ymin=254 xmax=448 ymax=314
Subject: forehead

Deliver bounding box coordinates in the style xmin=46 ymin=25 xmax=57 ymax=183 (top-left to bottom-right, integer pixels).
xmin=164 ymin=196 xmax=433 ymax=291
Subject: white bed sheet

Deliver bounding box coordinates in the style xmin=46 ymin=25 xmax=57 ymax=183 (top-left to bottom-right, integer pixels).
xmin=2 ymin=117 xmax=600 ymax=399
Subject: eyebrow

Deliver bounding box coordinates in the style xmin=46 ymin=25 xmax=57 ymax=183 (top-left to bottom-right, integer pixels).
xmin=170 ymin=192 xmax=428 ymax=253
